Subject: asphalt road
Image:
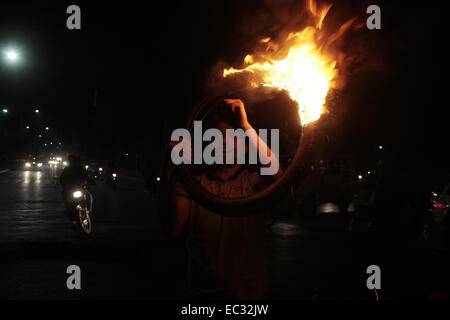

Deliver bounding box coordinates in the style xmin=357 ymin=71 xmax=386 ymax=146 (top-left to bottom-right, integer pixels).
xmin=0 ymin=169 xmax=448 ymax=300
xmin=0 ymin=168 xmax=185 ymax=299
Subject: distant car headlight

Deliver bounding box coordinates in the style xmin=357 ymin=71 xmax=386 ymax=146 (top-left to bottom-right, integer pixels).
xmin=73 ymin=191 xmax=83 ymax=198
xmin=25 ymin=162 xmax=31 ymax=168
xmin=112 ymin=173 xmax=117 ymax=178
xmin=37 ymin=163 xmax=43 ymax=167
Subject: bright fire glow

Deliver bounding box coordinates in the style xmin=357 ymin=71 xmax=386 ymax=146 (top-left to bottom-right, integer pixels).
xmin=223 ymin=0 xmax=352 ymax=126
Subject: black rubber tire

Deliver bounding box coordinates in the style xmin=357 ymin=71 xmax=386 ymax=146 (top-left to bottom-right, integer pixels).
xmin=78 ymin=208 xmax=92 ymax=235
xmin=160 ymin=92 xmax=317 ymax=216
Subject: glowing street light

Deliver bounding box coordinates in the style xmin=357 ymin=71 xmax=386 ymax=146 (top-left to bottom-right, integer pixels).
xmin=378 ymin=145 xmax=383 ymax=150
xmin=45 ymin=127 xmax=49 ymax=131
xmin=3 ymin=48 xmax=20 ymax=64
xmin=35 ymin=109 xmax=40 ymax=113
xmin=26 ymin=126 xmax=30 ymax=129
xmin=5 ymin=50 xmax=18 ymax=61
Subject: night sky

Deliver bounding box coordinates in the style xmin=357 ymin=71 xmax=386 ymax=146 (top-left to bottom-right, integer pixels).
xmin=0 ymin=0 xmax=448 ymax=179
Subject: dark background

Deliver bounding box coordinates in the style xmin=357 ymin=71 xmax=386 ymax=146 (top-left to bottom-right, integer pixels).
xmin=0 ymin=0 xmax=448 ymax=182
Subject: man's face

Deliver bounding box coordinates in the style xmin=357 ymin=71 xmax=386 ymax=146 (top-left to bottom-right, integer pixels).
xmin=216 ymin=121 xmax=246 ymax=163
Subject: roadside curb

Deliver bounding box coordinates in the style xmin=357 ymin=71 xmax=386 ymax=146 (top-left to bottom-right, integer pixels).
xmin=0 ymin=169 xmax=10 ymax=175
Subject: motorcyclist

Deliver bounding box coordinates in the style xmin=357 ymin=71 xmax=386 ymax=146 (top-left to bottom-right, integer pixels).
xmin=60 ymin=155 xmax=95 ymax=221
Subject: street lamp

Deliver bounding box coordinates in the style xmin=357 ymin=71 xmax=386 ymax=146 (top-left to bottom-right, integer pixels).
xmin=2 ymin=48 xmax=21 ymax=67
xmin=45 ymin=127 xmax=49 ymax=130
xmin=35 ymin=109 xmax=39 ymax=113
xmin=1 ymin=46 xmax=23 ymax=70
xmin=26 ymin=125 xmax=30 ymax=129
xmin=5 ymin=50 xmax=18 ymax=62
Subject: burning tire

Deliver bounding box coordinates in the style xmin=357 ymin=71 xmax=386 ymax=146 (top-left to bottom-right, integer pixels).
xmin=160 ymin=93 xmax=317 ymax=216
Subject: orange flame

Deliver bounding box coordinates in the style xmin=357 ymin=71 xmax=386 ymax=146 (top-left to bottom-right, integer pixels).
xmin=223 ymin=0 xmax=352 ymax=126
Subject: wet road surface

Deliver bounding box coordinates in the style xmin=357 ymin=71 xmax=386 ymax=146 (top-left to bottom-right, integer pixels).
xmin=0 ymin=168 xmax=184 ymax=299
xmin=0 ymin=169 xmax=448 ymax=299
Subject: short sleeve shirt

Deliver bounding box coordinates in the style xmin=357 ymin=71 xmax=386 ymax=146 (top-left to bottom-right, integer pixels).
xmin=175 ymin=169 xmax=268 ymax=299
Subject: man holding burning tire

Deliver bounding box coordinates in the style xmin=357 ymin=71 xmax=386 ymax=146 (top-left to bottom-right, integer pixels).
xmin=164 ymin=98 xmax=282 ymax=299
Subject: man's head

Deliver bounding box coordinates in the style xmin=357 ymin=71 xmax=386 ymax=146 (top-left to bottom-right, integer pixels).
xmin=206 ymin=105 xmax=248 ymax=164
xmin=205 ymin=101 xmax=239 ymax=129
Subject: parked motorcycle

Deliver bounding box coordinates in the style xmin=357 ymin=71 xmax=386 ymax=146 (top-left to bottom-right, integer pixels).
xmin=423 ymin=183 xmax=450 ymax=245
xmin=346 ymin=191 xmax=377 ymax=233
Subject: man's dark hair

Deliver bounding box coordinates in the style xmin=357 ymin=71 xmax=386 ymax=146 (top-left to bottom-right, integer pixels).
xmin=205 ymin=101 xmax=240 ymax=130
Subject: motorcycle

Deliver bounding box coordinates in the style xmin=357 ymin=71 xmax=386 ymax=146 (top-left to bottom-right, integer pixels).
xmin=346 ymin=191 xmax=377 ymax=233
xmin=66 ymin=184 xmax=93 ymax=235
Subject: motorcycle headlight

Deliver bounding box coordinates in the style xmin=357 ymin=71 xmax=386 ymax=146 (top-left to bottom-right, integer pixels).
xmin=73 ymin=191 xmax=83 ymax=198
